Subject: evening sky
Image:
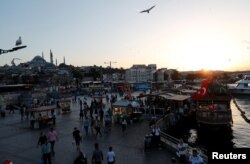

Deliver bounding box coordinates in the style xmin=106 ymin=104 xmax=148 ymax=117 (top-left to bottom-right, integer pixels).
xmin=1 ymin=0 xmax=250 ymax=71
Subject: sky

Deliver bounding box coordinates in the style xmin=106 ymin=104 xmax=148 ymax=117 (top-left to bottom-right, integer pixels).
xmin=1 ymin=0 xmax=250 ymax=71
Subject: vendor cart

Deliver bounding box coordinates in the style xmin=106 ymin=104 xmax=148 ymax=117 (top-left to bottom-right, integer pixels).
xmin=29 ymin=105 xmax=56 ymax=129
xmin=59 ymin=98 xmax=71 ymax=113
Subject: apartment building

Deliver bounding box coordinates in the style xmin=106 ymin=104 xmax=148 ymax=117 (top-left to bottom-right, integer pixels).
xmin=125 ymin=64 xmax=157 ymax=82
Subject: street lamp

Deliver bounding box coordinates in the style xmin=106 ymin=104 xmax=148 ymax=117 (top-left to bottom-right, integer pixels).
xmin=0 ymin=37 xmax=27 ymax=55
xmin=0 ymin=45 xmax=27 ymax=55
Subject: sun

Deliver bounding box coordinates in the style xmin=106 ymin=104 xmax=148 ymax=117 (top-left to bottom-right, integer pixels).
xmin=169 ymin=29 xmax=242 ymax=71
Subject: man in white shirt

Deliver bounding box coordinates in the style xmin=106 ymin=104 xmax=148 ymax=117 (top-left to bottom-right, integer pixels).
xmin=107 ymin=146 xmax=115 ymax=164
xmin=176 ymin=138 xmax=188 ymax=163
xmin=189 ymin=149 xmax=203 ymax=164
xmin=152 ymin=125 xmax=160 ymax=147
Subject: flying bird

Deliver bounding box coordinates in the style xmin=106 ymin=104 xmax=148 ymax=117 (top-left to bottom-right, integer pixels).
xmin=16 ymin=36 xmax=22 ymax=46
xmin=140 ymin=5 xmax=156 ymax=13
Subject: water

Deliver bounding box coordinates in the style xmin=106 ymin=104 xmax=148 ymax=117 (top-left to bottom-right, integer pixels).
xmin=231 ymin=96 xmax=250 ymax=148
xmin=165 ymin=95 xmax=250 ymax=151
xmin=196 ymin=96 xmax=250 ymax=150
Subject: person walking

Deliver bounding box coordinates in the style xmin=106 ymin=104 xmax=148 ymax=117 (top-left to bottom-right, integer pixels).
xmin=176 ymin=138 xmax=188 ymax=163
xmin=25 ymin=107 xmax=29 ymax=120
xmin=56 ymin=100 xmax=61 ymax=115
xmin=91 ymin=143 xmax=103 ymax=164
xmin=95 ymin=120 xmax=102 ymax=138
xmin=152 ymin=125 xmax=161 ymax=148
xmin=20 ymin=105 xmax=25 ymax=120
xmin=83 ymin=102 xmax=88 ymax=119
xmin=41 ymin=138 xmax=52 ymax=164
xmin=121 ymin=118 xmax=127 ymax=132
xmin=99 ymin=109 xmax=104 ymax=123
xmin=37 ymin=132 xmax=47 ymax=147
xmin=47 ymin=127 xmax=58 ymax=156
xmin=83 ymin=117 xmax=90 ymax=136
xmin=73 ymin=127 xmax=82 ymax=151
xmin=107 ymin=146 xmax=115 ymax=164
xmin=80 ymin=109 xmax=84 ymax=121
xmin=90 ymin=116 xmax=96 ymax=135
xmin=189 ymin=149 xmax=203 ymax=164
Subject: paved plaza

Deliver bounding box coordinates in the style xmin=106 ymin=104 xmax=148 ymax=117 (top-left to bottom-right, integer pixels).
xmin=0 ymin=96 xmax=174 ymax=164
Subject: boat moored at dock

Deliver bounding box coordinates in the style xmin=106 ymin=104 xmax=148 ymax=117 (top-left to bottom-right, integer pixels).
xmin=192 ymin=78 xmax=232 ymax=127
xmin=227 ymin=75 xmax=250 ymax=95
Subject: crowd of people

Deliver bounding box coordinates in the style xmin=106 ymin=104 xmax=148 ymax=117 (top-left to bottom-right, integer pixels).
xmin=174 ymin=138 xmax=204 ymax=164
xmin=36 ymin=94 xmax=120 ymax=164
xmin=2 ymin=91 xmax=205 ymax=164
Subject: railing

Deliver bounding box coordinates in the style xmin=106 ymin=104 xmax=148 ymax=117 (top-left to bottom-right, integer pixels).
xmin=154 ymin=114 xmax=208 ymax=163
xmin=196 ymin=110 xmax=232 ymax=125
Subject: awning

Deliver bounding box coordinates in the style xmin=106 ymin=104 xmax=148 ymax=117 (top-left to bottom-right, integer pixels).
xmin=167 ymin=95 xmax=191 ymax=101
xmin=158 ymin=93 xmax=174 ymax=99
xmin=112 ymin=100 xmax=130 ymax=107
xmin=112 ymin=100 xmax=140 ymax=107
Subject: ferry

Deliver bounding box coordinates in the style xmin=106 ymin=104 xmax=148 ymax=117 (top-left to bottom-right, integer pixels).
xmin=193 ymin=80 xmax=232 ymax=127
xmin=227 ymin=75 xmax=250 ymax=95
xmin=195 ymin=95 xmax=232 ymax=127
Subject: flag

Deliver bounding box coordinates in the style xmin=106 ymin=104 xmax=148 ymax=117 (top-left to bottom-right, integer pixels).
xmin=192 ymin=78 xmax=213 ymax=100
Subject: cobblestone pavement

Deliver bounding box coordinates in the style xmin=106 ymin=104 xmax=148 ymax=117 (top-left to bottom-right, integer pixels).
xmin=0 ymin=96 xmax=174 ymax=164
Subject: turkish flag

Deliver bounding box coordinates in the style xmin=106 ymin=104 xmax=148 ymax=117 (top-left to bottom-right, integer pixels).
xmin=192 ymin=78 xmax=213 ymax=100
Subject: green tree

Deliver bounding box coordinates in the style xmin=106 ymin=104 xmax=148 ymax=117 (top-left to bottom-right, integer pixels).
xmin=171 ymin=70 xmax=181 ymax=80
xmin=89 ymin=65 xmax=102 ymax=80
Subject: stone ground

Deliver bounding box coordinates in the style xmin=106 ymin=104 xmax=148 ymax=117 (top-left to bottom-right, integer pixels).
xmin=0 ymin=95 xmax=174 ymax=164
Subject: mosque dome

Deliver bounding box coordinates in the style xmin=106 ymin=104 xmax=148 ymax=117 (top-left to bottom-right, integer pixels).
xmin=28 ymin=56 xmax=48 ymax=68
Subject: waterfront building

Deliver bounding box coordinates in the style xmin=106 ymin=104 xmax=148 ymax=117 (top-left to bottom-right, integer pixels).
xmin=125 ymin=64 xmax=157 ymax=82
xmin=155 ymin=68 xmax=169 ymax=82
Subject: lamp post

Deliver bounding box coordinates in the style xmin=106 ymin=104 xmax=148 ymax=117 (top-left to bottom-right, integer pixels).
xmin=1 ymin=37 xmax=27 ymax=55
xmin=0 ymin=45 xmax=27 ymax=55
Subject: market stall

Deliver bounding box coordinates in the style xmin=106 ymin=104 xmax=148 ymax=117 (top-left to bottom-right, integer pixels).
xmin=29 ymin=105 xmax=56 ymax=129
xmin=58 ymin=98 xmax=71 ymax=113
xmin=112 ymin=100 xmax=142 ymax=123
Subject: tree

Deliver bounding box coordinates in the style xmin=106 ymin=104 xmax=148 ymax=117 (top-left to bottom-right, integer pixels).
xmin=89 ymin=65 xmax=102 ymax=80
xmin=72 ymin=69 xmax=83 ymax=80
xmin=171 ymin=70 xmax=181 ymax=80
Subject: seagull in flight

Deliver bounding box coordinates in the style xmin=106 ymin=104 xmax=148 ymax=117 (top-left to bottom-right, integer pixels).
xmin=140 ymin=5 xmax=156 ymax=13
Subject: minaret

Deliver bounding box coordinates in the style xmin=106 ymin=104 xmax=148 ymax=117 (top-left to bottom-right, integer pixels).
xmin=56 ymin=58 xmax=58 ymax=67
xmin=63 ymin=56 xmax=65 ymax=64
xmin=50 ymin=49 xmax=53 ymax=64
